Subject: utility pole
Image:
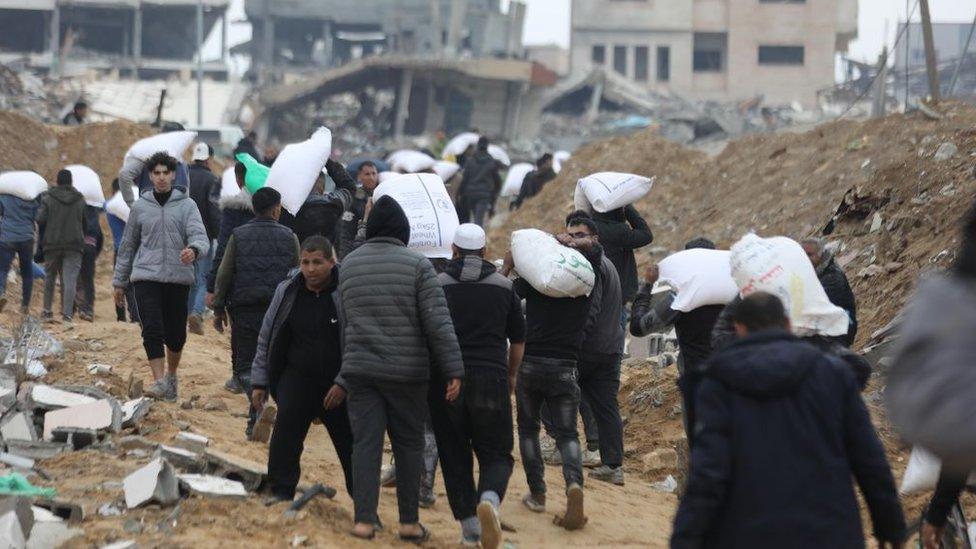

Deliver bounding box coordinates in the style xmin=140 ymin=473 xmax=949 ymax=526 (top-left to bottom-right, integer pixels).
xmin=872 ymin=47 xmax=888 ymax=118
xmin=918 ymin=0 xmax=940 ymax=103
xmin=948 ymin=11 xmax=976 ymax=97
xmin=196 ymin=0 xmax=204 ymax=125
xmin=904 ymin=0 xmax=910 ymax=110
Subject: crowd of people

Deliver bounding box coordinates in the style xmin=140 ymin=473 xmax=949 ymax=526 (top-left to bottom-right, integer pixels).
xmin=4 ymin=120 xmax=974 ymax=548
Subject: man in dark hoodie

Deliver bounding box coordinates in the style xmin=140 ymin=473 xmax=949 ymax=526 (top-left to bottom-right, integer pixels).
xmin=327 ymin=195 xmax=464 ymax=543
xmin=288 ymin=159 xmax=358 ymax=245
xmin=74 ymin=197 xmax=104 ymax=321
xmin=802 ymin=237 xmax=858 ymax=347
xmin=457 ymin=136 xmax=502 ymax=228
xmin=591 ymin=204 xmax=653 ymax=332
xmin=38 ymin=169 xmax=87 ymax=322
xmin=249 ymin=235 xmax=353 ymax=503
xmin=432 ymin=223 xmax=526 ymax=548
xmin=630 ymin=237 xmax=726 ymax=448
xmin=511 ymin=153 xmax=556 ymax=211
xmin=213 ymin=187 xmax=299 ymax=439
xmin=335 ymin=160 xmax=380 ymax=261
xmin=671 ymin=292 xmax=905 ymax=549
xmin=186 ymin=142 xmax=222 ymax=335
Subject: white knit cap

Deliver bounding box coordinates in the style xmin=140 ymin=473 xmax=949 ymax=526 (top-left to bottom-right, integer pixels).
xmin=453 ymin=223 xmax=486 ymax=250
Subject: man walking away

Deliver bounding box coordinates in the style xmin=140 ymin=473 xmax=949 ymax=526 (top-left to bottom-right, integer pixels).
xmin=75 ymin=199 xmax=104 ymax=321
xmin=433 ymin=223 xmax=526 ymax=547
xmin=0 ymin=191 xmax=40 ymax=314
xmin=327 ymin=195 xmax=464 ymax=543
xmin=106 ymin=179 xmax=139 ymax=323
xmin=456 ymin=137 xmax=501 ymax=228
xmin=500 ymin=227 xmax=601 ymax=531
xmin=38 ymin=169 xmax=86 ymax=322
xmin=511 ymin=154 xmax=556 ymax=211
xmin=335 ymin=161 xmax=380 ymax=260
xmin=591 ymin=204 xmax=653 ymax=336
xmin=62 ymin=101 xmax=88 ymax=126
xmin=249 ymin=235 xmax=354 ymax=502
xmin=671 ymin=292 xmax=906 ymax=549
xmin=801 ymin=237 xmax=858 ymax=347
xmin=213 ymin=188 xmax=299 ymax=438
xmin=631 ymin=237 xmax=725 ymax=448
xmin=186 ymin=142 xmax=222 ymax=335
xmin=113 ymin=152 xmax=210 ymax=402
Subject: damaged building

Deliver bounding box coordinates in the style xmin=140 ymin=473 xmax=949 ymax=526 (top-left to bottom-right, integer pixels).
xmin=0 ymin=0 xmax=230 ymax=79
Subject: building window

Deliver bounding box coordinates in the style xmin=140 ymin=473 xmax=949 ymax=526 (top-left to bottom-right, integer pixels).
xmin=613 ymin=45 xmax=627 ymax=75
xmin=657 ymin=46 xmax=670 ymax=81
xmin=693 ymin=51 xmax=722 ymax=71
xmin=758 ymin=45 xmax=805 ymax=65
xmin=693 ymin=32 xmax=726 ymax=72
xmin=634 ymin=46 xmax=649 ymax=81
xmin=592 ymin=45 xmax=606 ymax=65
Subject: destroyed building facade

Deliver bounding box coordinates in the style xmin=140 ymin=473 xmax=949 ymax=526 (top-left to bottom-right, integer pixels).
xmin=895 ymin=22 xmax=974 ymax=71
xmin=569 ymin=0 xmax=858 ymax=107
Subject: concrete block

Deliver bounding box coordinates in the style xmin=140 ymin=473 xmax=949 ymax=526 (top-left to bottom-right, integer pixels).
xmin=123 ymin=458 xmax=180 ymax=509
xmin=50 ymin=428 xmax=107 ymax=450
xmin=42 ymin=399 xmax=120 ymax=440
xmin=31 ymin=506 xmax=62 ymax=523
xmin=203 ymin=449 xmax=267 ymax=492
xmin=157 ymin=446 xmax=203 ymax=472
xmin=120 ymin=399 xmax=151 ymax=428
xmin=0 ymin=453 xmax=36 ymax=471
xmin=0 ymin=508 xmax=26 ymax=548
xmin=1 ymin=412 xmax=38 ymax=442
xmin=177 ymin=474 xmax=247 ymax=497
xmin=28 ymin=386 xmax=96 ymax=410
xmin=0 ymin=364 xmax=23 ymax=391
xmin=0 ymin=388 xmax=17 ymax=415
xmin=25 ymin=522 xmax=80 ymax=548
xmin=29 ymin=499 xmax=83 ymax=523
xmin=174 ymin=432 xmax=209 ymax=453
xmin=0 ymin=497 xmax=34 ymax=543
xmin=4 ymin=440 xmax=72 ymax=460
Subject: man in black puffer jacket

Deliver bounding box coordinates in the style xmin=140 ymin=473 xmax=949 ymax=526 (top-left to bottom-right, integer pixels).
xmin=213 ymin=188 xmax=299 ymax=438
xmin=591 ymin=204 xmax=653 ymax=312
xmin=802 ymin=237 xmax=858 ymax=347
xmin=671 ymin=292 xmax=905 ymax=549
xmin=456 ymin=136 xmax=501 ymax=228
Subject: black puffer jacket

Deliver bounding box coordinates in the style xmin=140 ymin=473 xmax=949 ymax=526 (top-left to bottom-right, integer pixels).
xmin=591 ymin=205 xmax=653 ymax=304
xmin=671 ymin=331 xmax=905 ymax=549
xmin=816 ymin=255 xmax=858 ymax=346
xmin=228 ymin=218 xmax=298 ymax=308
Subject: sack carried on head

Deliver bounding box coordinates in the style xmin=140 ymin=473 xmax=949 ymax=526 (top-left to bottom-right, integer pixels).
xmin=511 ymin=229 xmax=595 ymax=298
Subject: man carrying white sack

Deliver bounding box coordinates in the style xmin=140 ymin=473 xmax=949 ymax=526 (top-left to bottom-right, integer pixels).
xmin=113 ymin=152 xmax=210 ymax=402
xmin=500 ymin=226 xmax=602 ymax=531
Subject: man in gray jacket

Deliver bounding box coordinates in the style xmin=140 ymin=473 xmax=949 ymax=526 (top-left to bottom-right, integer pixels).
xmin=324 ymin=195 xmax=464 ymax=543
xmin=113 ymin=152 xmax=210 ymax=402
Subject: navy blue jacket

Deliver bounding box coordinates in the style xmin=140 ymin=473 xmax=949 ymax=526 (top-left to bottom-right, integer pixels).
xmin=671 ymin=331 xmax=905 ymax=549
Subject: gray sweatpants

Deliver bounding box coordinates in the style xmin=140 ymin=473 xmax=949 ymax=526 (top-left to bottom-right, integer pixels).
xmin=42 ymin=250 xmax=82 ymax=320
xmin=345 ymin=376 xmax=428 ymax=526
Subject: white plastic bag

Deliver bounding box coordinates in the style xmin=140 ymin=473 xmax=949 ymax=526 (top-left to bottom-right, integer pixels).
xmin=373 ymin=173 xmax=459 ymax=259
xmin=574 ymin=172 xmax=653 ymax=213
xmin=433 ymin=160 xmax=461 ymax=182
xmin=658 ymin=249 xmax=738 ymax=312
xmin=388 ymin=150 xmax=436 ymax=173
xmin=65 ymin=164 xmax=105 ymax=207
xmin=553 ymin=150 xmax=571 ymax=174
xmin=511 ymin=229 xmax=595 ymax=298
xmin=442 ymin=133 xmax=479 ymax=159
xmin=220 ymin=166 xmax=240 ymax=199
xmin=729 ymin=233 xmax=849 ymax=337
xmin=125 ymin=131 xmax=197 ymax=162
xmin=265 ymin=127 xmax=333 ymax=215
xmin=105 ymin=185 xmax=138 ymax=222
xmin=501 ymin=163 xmax=535 ymax=197
xmin=0 ymin=171 xmax=47 ymax=200
xmin=487 ymin=144 xmax=511 ymax=167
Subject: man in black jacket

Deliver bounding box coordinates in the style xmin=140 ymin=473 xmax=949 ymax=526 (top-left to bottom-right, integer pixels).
xmin=511 ymin=154 xmax=556 ymax=211
xmin=335 ymin=160 xmax=379 ymax=260
xmin=457 ymin=137 xmax=501 ymax=228
xmin=591 ymin=205 xmax=652 ymax=341
xmin=186 ymin=143 xmax=222 ymax=335
xmin=671 ymin=292 xmax=905 ymax=549
xmin=802 ymin=237 xmax=858 ymax=346
xmin=213 ymin=187 xmax=299 ymax=438
xmin=287 ymin=159 xmax=358 ymax=245
xmin=74 ymin=202 xmax=104 ymax=321
xmin=433 ymin=223 xmax=526 ymax=548
xmin=249 ymin=235 xmax=353 ymax=502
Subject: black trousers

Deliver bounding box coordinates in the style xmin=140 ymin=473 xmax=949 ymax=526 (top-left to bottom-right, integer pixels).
xmin=345 ymin=376 xmax=428 ymax=525
xmin=429 ymin=367 xmax=514 ymax=521
xmin=133 ymin=281 xmax=189 ymax=360
xmin=112 ymin=250 xmax=139 ymax=322
xmin=678 ymin=371 xmax=703 ymax=448
xmin=75 ymin=244 xmax=98 ymax=317
xmin=230 ymin=306 xmax=269 ymax=429
xmin=577 ymin=356 xmax=624 ymax=467
xmin=268 ymin=370 xmax=354 ymax=499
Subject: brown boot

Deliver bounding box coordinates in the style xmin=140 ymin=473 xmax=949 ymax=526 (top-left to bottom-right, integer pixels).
xmin=187 ymin=314 xmax=204 ymax=335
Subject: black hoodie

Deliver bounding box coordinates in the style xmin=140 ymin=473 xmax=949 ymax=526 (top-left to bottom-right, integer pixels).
xmin=591 ymin=205 xmax=652 ymax=303
xmin=671 ymin=331 xmax=905 ymax=549
xmin=365 ymin=195 xmax=410 ymax=245
xmin=438 ymin=255 xmax=526 ymax=372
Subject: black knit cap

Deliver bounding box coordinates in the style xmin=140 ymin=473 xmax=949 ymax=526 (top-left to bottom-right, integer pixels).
xmin=366 ymin=195 xmax=411 ymax=246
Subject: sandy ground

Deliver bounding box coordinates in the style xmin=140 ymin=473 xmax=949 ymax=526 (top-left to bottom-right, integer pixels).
xmin=1 ymin=251 xmax=677 ymax=548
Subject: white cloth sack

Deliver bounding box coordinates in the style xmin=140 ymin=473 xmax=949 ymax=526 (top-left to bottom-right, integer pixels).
xmin=433 ymin=161 xmax=461 ymax=182
xmin=389 ymin=150 xmax=436 ymax=173
xmin=65 ymin=164 xmax=105 ymax=207
xmin=373 ymin=173 xmax=459 ymax=259
xmin=265 ymin=127 xmax=333 ymax=215
xmin=125 ymin=131 xmax=197 ymax=162
xmin=487 ymin=144 xmax=511 ymax=167
xmin=574 ymin=172 xmax=653 ymax=213
xmin=511 ymin=229 xmax=595 ymax=298
xmin=729 ymin=233 xmax=849 ymax=337
xmin=501 ymin=163 xmax=535 ymax=197
xmin=220 ymin=167 xmax=240 ymax=199
xmin=900 ymin=446 xmax=976 ymax=495
xmin=0 ymin=171 xmax=47 ymax=200
xmin=442 ymin=132 xmax=479 ymax=159
xmin=657 ymin=249 xmax=738 ymax=312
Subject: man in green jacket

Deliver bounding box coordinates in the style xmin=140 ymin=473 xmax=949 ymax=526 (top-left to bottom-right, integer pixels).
xmin=38 ymin=169 xmax=87 ymax=322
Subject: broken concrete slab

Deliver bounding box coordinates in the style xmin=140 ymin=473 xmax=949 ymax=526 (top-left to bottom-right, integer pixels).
xmin=4 ymin=440 xmax=72 ymax=460
xmin=0 ymin=497 xmax=34 ymax=543
xmin=0 ymin=364 xmax=22 ymax=392
xmin=123 ymin=458 xmax=180 ymax=509
xmin=0 ymin=453 xmax=37 ymax=472
xmin=28 ymin=386 xmax=96 ymax=410
xmin=42 ymin=399 xmax=121 ymax=440
xmin=934 ymin=141 xmax=958 ymax=161
xmin=174 ymin=432 xmax=209 ymax=453
xmin=203 ymin=449 xmax=267 ymax=492
xmin=0 ymin=388 xmax=16 ymax=416
xmin=29 ymin=499 xmax=83 ymax=523
xmin=26 ymin=521 xmax=80 ymax=549
xmin=1 ymin=411 xmax=38 ymax=442
xmin=50 ymin=427 xmax=108 ymax=450
xmin=157 ymin=446 xmax=203 ymax=473
xmin=177 ymin=474 xmax=247 ymax=498
xmin=31 ymin=506 xmax=62 ymax=523
xmin=0 ymin=506 xmax=27 ymax=548
xmin=120 ymin=398 xmax=150 ymax=429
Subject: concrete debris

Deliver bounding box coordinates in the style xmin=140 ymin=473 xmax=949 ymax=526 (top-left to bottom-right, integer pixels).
xmin=26 ymin=521 xmax=80 ymax=549
xmin=933 ymin=142 xmax=958 ymax=161
xmin=42 ymin=398 xmax=121 ymax=440
xmin=30 ymin=499 xmax=83 ymax=523
xmin=50 ymin=427 xmax=108 ymax=450
xmin=649 ymin=475 xmax=678 ymax=493
xmin=120 ymin=398 xmax=151 ymax=428
xmin=117 ymin=436 xmax=159 ymax=453
xmin=203 ymin=449 xmax=267 ymax=492
xmin=641 ymin=448 xmax=679 ymax=475
xmin=1 ymin=412 xmax=38 ymax=442
xmin=28 ymin=386 xmax=97 ymax=410
xmin=123 ymin=458 xmax=180 ymax=509
xmin=0 ymin=388 xmax=16 ymax=415
xmin=4 ymin=440 xmax=72 ymax=460
xmin=157 ymin=446 xmax=203 ymax=473
xmin=201 ymin=398 xmax=228 ymax=412
xmin=87 ymin=364 xmax=113 ymax=375
xmin=97 ymin=503 xmax=123 ymax=517
xmin=30 ymin=506 xmax=62 ymax=523
xmin=291 ymin=535 xmax=309 ymax=547
xmin=174 ymin=432 xmax=209 ymax=452
xmin=25 ymin=361 xmax=46 ymax=379
xmin=0 ymin=503 xmax=28 ymax=549
xmin=177 ymin=474 xmax=247 ymax=498
xmin=0 ymin=453 xmax=37 ymax=472
xmin=0 ymin=497 xmax=34 ymax=545
xmin=101 ymin=541 xmax=137 ymax=549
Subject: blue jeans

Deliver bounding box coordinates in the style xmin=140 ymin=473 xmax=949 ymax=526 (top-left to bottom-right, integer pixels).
xmin=0 ymin=240 xmax=34 ymax=308
xmin=187 ymin=241 xmax=214 ymax=316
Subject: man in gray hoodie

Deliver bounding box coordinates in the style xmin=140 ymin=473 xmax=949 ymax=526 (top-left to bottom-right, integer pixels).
xmin=325 ymin=195 xmax=464 ymax=543
xmin=38 ymin=169 xmax=87 ymax=322
xmin=113 ymin=152 xmax=209 ymax=402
